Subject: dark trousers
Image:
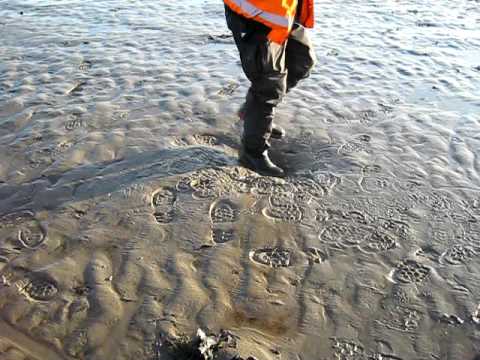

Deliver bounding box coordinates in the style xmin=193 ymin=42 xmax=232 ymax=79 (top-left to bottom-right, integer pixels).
xmin=225 ymin=6 xmax=316 ymax=153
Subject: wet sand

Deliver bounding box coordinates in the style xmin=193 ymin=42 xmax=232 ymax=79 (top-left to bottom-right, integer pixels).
xmin=1 ymin=0 xmax=480 ymax=359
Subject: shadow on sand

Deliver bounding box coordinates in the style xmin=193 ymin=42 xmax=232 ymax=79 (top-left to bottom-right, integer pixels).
xmin=0 ymin=131 xmax=342 ymax=216
xmin=0 ymin=146 xmax=236 ymax=215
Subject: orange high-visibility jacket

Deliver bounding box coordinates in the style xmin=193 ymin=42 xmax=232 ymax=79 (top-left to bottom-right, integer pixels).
xmin=224 ymin=0 xmax=314 ymax=44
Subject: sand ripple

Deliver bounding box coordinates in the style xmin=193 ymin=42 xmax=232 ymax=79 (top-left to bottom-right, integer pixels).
xmin=1 ymin=0 xmax=480 ymax=359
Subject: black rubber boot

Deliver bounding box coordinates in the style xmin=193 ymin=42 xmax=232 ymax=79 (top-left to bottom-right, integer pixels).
xmin=239 ymin=148 xmax=285 ymax=177
xmin=238 ymin=105 xmax=285 ymax=139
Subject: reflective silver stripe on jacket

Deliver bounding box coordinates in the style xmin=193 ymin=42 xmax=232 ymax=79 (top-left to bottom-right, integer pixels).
xmin=228 ymin=0 xmax=293 ymax=28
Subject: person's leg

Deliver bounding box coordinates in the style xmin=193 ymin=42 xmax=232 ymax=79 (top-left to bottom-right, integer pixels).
xmin=225 ymin=6 xmax=287 ymax=176
xmin=225 ymin=6 xmax=287 ymax=154
xmin=285 ymin=24 xmax=316 ymax=91
xmin=242 ymin=39 xmax=287 ymax=153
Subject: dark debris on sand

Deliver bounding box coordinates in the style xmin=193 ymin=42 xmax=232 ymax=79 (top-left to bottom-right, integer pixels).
xmin=154 ymin=328 xmax=257 ymax=360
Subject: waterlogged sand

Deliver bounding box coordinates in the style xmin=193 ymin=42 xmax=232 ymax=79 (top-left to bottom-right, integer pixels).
xmin=1 ymin=0 xmax=480 ymax=359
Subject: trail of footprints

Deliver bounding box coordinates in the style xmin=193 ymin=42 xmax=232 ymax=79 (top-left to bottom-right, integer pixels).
xmin=249 ymin=248 xmax=292 ymax=268
xmin=380 ymin=305 xmax=422 ymax=332
xmin=0 ymin=250 xmax=124 ymax=359
xmin=19 ymin=274 xmax=58 ymax=302
xmin=152 ymin=187 xmax=177 ymax=224
xmin=0 ymin=210 xmax=47 ymax=250
xmin=18 ymin=222 xmax=46 ymax=249
xmin=263 ymin=202 xmax=304 ymax=223
xmin=210 ymin=200 xmax=238 ymax=224
xmin=15 ymin=165 xmax=470 ymax=357
xmin=440 ymin=245 xmax=476 ymax=265
xmin=331 ymin=338 xmax=403 ymax=360
xmin=361 ymin=230 xmax=397 ymax=253
xmin=210 ymin=200 xmax=239 ymax=244
xmin=338 ymin=134 xmax=373 ymax=156
xmin=260 ymin=177 xmax=325 ymax=224
xmin=315 ymin=199 xmax=415 ymax=253
xmin=149 ymin=168 xmax=479 ymax=270
xmin=150 ymin=170 xmax=337 ymax=260
xmin=392 ymin=260 xmax=430 ymax=284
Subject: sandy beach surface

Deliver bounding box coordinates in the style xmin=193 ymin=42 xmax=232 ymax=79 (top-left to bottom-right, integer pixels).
xmin=1 ymin=0 xmax=480 ymax=359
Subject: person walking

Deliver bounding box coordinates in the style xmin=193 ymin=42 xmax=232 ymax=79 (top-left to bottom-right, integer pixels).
xmin=224 ymin=0 xmax=316 ymax=177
